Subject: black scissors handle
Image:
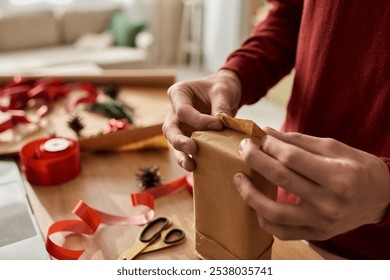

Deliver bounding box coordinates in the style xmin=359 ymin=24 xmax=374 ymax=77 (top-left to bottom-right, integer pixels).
xmin=140 ymin=227 xmax=186 ymax=254
xmin=164 ymin=228 xmax=185 ymax=244
xmin=139 ymin=217 xmax=169 ymax=243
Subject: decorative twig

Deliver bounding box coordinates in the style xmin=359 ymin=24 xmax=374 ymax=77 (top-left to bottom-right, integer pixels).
xmin=89 ymin=100 xmax=134 ymax=124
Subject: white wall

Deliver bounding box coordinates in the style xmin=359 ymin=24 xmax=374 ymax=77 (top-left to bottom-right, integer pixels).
xmin=203 ymin=0 xmax=247 ymax=73
xmin=121 ymin=0 xmax=155 ymax=21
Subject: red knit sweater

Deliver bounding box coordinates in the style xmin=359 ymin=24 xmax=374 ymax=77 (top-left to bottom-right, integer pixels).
xmin=223 ymin=0 xmax=390 ymax=259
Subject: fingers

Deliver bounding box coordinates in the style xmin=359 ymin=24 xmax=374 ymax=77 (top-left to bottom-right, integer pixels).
xmin=236 ymin=128 xmax=390 ymax=240
xmin=163 ymin=109 xmax=197 ymax=171
xmin=263 ymin=127 xmax=350 ymax=158
xmin=164 ymin=73 xmax=241 ymax=171
xmin=238 ymin=138 xmax=320 ymax=200
xmin=233 ymin=172 xmax=297 ymax=226
xmin=165 ymin=80 xmax=234 ymax=171
xmin=210 ymin=93 xmax=235 ymax=117
xmin=209 ymin=69 xmax=241 ymax=116
xmin=233 ymin=173 xmax=329 ymax=240
xmin=168 ymin=84 xmax=223 ymax=131
xmin=258 ymin=134 xmax=332 ymax=185
xmin=175 ymin=103 xmax=224 ymax=131
xmin=254 ymin=216 xmax=327 ymax=240
xmin=163 ymin=108 xmax=196 ymax=150
xmin=208 ymin=83 xmax=240 ymax=117
xmin=173 ymin=149 xmax=195 ymax=172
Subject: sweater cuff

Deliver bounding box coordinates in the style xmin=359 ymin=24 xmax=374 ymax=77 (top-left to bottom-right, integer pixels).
xmin=221 ymin=57 xmax=264 ymax=106
xmin=376 ymin=157 xmax=390 ymax=226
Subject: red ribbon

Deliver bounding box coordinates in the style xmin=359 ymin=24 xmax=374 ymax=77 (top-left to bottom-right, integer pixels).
xmin=133 ymin=175 xmax=189 ymax=199
xmin=45 ymin=174 xmax=192 ymax=260
xmin=0 ymin=106 xmax=49 ymax=133
xmin=46 ymin=199 xmax=155 ymax=260
xmin=19 ymin=137 xmax=81 ymax=186
xmin=0 ymin=76 xmax=98 ymax=133
xmin=185 ymin=172 xmax=194 ymax=195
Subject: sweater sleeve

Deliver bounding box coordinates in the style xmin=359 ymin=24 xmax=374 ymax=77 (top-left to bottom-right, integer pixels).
xmin=222 ymin=0 xmax=303 ymax=106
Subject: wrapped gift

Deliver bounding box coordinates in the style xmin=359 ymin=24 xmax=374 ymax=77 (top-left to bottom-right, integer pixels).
xmin=192 ymin=115 xmax=277 ymax=259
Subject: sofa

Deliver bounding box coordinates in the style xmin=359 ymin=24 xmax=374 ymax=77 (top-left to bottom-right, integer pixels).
xmin=0 ymin=6 xmax=152 ymax=75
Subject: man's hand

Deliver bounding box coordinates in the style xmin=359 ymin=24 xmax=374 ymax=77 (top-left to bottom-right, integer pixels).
xmin=234 ymin=127 xmax=390 ymax=240
xmin=163 ymin=69 xmax=242 ymax=171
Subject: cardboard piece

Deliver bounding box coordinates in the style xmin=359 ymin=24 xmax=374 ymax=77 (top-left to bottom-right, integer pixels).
xmin=78 ymin=123 xmax=167 ymax=151
xmin=192 ymin=115 xmax=277 ymax=260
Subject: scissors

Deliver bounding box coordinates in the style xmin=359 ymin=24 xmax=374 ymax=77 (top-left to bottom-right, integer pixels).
xmin=118 ymin=217 xmax=186 ymax=260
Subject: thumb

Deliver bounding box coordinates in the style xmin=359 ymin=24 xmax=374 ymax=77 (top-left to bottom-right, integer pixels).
xmin=210 ymin=94 xmax=237 ymax=117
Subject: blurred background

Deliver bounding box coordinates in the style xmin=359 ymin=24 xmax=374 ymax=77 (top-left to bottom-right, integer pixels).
xmin=0 ymin=0 xmax=293 ymax=128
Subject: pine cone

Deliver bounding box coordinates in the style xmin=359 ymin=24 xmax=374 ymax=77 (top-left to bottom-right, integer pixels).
xmin=67 ymin=115 xmax=84 ymax=137
xmin=136 ymin=166 xmax=162 ymax=189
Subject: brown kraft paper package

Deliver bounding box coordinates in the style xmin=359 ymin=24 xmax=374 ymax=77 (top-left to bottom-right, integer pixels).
xmin=191 ymin=115 xmax=277 ymax=260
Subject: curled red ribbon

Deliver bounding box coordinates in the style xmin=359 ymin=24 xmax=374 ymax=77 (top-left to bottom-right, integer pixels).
xmin=46 ymin=199 xmax=155 ymax=260
xmin=45 ymin=174 xmax=192 ymax=260
xmin=133 ymin=174 xmax=190 ymax=200
xmin=0 ymin=76 xmax=97 ymax=132
xmin=0 ymin=105 xmax=49 ymax=133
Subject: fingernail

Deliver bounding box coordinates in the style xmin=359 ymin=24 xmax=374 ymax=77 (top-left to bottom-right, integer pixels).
xmin=217 ymin=112 xmax=228 ymax=117
xmin=239 ymin=138 xmax=249 ymax=153
xmin=264 ymin=126 xmax=278 ymax=134
xmin=178 ymin=158 xmax=184 ymax=168
xmin=234 ymin=174 xmax=242 ymax=188
xmin=181 ymin=143 xmax=191 ymax=154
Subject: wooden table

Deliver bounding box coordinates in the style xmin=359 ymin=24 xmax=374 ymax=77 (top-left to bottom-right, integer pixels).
xmin=2 ymin=70 xmax=341 ymax=260
xmin=25 ymin=148 xmax=342 ymax=260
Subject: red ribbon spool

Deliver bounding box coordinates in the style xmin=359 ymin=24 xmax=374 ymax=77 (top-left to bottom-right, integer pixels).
xmin=19 ymin=137 xmax=81 ymax=186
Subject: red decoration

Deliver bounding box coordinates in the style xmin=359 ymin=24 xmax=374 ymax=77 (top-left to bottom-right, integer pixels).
xmin=0 ymin=76 xmax=98 ymax=133
xmin=45 ymin=174 xmax=192 ymax=260
xmin=103 ymin=118 xmax=130 ymax=134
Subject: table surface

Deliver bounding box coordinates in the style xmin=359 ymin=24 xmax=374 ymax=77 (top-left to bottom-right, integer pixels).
xmin=26 ymin=150 xmax=342 ymax=260
xmin=7 ymin=71 xmax=342 ymax=260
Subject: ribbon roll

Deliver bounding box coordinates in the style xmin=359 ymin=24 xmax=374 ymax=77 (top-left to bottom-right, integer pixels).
xmin=19 ymin=137 xmax=81 ymax=186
